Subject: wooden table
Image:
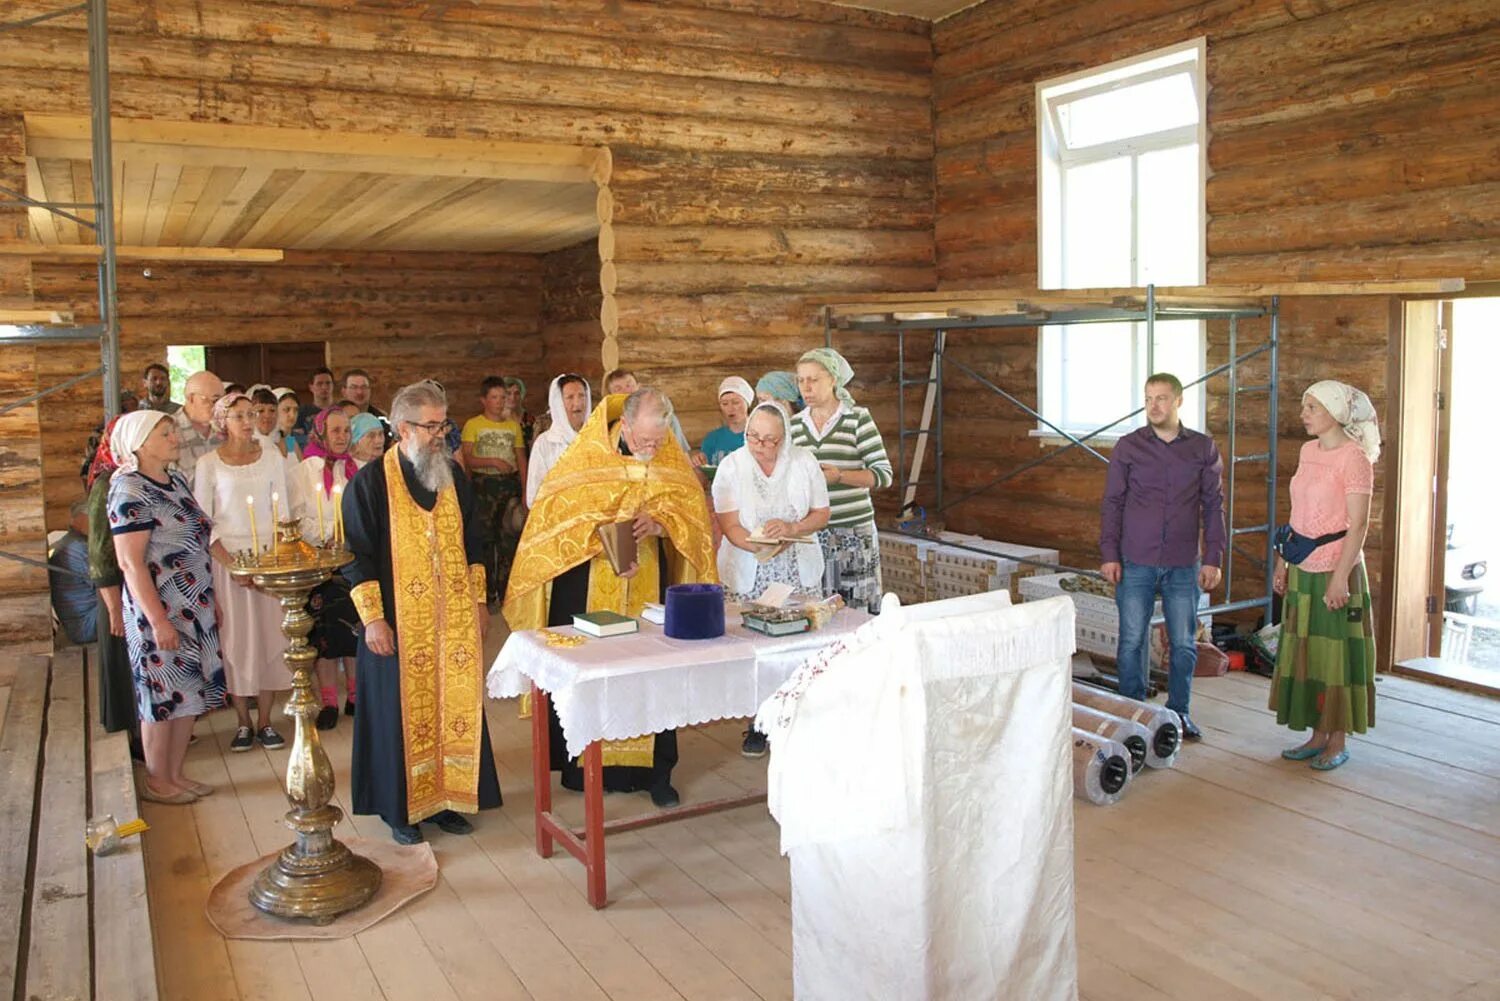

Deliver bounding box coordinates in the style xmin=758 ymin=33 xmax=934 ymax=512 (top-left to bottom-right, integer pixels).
xmin=489 ymin=612 xmax=869 ymax=908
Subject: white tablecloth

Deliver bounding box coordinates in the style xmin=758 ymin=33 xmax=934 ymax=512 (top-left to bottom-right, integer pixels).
xmin=487 ymin=610 xmax=871 ymax=758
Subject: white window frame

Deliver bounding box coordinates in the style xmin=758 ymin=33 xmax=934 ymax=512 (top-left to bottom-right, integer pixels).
xmin=1033 ymin=38 xmax=1208 ymax=443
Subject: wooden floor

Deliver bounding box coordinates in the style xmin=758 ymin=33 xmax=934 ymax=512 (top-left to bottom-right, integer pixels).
xmin=128 ymin=661 xmax=1500 ymax=1001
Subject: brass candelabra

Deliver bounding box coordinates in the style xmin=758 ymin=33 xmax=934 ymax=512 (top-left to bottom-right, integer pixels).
xmin=225 ymin=519 xmax=381 ymax=923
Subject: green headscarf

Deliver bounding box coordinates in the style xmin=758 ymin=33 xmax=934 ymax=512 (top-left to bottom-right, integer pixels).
xmin=755 ymin=370 xmax=801 ymax=408
xmin=502 ymin=375 xmax=526 ymax=398
xmin=797 ymin=347 xmax=856 ymax=406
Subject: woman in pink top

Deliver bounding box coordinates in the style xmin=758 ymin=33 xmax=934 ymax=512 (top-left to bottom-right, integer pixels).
xmin=1271 ymin=381 xmax=1380 ymax=771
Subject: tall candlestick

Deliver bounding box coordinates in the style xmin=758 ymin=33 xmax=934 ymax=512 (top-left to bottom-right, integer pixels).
xmin=246 ymin=495 xmax=259 ymax=555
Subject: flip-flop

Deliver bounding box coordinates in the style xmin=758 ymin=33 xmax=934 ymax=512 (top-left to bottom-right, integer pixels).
xmin=1281 ymin=745 xmax=1324 ymax=761
xmin=1310 ymin=750 xmax=1349 ymax=771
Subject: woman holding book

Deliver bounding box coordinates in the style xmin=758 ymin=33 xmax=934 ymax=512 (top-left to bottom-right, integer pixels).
xmin=713 ymin=402 xmax=830 ymax=758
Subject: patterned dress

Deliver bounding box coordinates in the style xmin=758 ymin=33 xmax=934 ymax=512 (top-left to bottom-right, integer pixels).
xmin=107 ymin=470 xmax=227 ymax=722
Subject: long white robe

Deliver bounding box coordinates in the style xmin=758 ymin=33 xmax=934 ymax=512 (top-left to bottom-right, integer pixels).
xmin=757 ymin=592 xmax=1079 ymax=1001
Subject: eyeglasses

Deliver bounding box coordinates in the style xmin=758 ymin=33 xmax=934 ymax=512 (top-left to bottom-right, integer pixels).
xmin=745 ymin=432 xmax=782 ymax=447
xmin=403 ymin=419 xmax=454 ymax=435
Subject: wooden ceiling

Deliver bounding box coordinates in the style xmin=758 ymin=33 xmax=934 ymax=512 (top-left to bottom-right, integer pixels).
xmin=23 ymin=116 xmax=604 ymax=256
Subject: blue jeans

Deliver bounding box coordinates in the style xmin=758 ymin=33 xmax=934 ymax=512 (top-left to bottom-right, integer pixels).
xmin=1115 ymin=560 xmax=1200 ymax=715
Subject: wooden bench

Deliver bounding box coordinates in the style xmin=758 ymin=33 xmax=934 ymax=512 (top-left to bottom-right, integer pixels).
xmin=0 ymin=646 xmax=160 ymax=1001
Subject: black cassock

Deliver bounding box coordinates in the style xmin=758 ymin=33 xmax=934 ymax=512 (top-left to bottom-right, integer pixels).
xmin=342 ymin=452 xmax=502 ymax=828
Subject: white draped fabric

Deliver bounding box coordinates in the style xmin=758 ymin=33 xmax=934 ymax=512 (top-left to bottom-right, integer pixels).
xmin=756 ymin=592 xmax=1079 ymax=1001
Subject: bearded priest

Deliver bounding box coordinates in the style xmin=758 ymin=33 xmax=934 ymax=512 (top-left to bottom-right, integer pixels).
xmin=342 ymin=380 xmax=502 ymax=844
xmin=505 ymin=387 xmax=717 ymax=809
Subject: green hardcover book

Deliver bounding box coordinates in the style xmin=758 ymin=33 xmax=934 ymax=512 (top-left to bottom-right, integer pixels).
xmin=573 ymin=610 xmax=639 ymax=638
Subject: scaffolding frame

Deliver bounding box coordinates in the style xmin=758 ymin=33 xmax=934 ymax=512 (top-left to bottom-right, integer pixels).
xmin=0 ymin=0 xmax=120 ymax=612
xmin=825 ymin=286 xmax=1281 ymax=626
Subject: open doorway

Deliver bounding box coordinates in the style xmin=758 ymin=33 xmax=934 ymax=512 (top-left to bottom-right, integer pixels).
xmin=1439 ymin=297 xmax=1500 ymax=677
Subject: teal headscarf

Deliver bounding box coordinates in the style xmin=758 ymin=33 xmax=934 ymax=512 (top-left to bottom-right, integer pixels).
xmin=797 ymin=347 xmax=856 ymax=406
xmin=350 ymin=412 xmax=383 ymax=444
xmin=755 ymin=370 xmax=802 ymax=409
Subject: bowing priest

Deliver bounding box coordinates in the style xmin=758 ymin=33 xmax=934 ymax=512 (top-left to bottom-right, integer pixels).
xmin=343 ymin=380 xmax=502 ymax=844
xmin=505 ymin=387 xmax=717 ymax=808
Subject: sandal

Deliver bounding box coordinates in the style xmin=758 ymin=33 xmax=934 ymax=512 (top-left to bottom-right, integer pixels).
xmin=1281 ymin=744 xmax=1325 ymax=761
xmin=1310 ymin=749 xmax=1350 ymax=771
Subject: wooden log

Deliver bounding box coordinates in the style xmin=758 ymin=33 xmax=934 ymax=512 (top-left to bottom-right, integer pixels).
xmin=1209 ymin=241 xmax=1500 ymax=284
xmin=607 ymin=262 xmax=933 ymax=296
xmin=609 ymin=146 xmax=933 ymax=201
xmin=0 ymin=67 xmax=933 ymax=162
xmin=1208 ymin=183 xmax=1500 ymax=259
xmin=0 ymin=656 xmax=47 ymax=1001
xmin=934 ymin=0 xmax=1083 ymax=54
xmin=608 ymin=186 xmax=933 ymax=230
xmin=34 ymin=263 xmax=542 ymax=296
xmin=606 ymin=225 xmax=933 ymax=267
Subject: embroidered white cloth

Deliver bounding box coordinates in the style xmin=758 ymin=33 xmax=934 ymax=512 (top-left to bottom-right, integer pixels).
xmin=486 ymin=610 xmax=871 ymax=758
xmin=757 ymin=591 xmax=1079 ymax=1001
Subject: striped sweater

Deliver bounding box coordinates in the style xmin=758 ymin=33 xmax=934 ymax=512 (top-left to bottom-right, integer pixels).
xmin=791 ymin=405 xmax=893 ymax=527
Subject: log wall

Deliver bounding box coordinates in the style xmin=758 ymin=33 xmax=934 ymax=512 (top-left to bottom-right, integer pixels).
xmin=3 ymin=0 xmax=937 ymax=506
xmin=540 ymin=239 xmax=606 ymax=398
xmin=0 ymin=115 xmax=51 ymax=648
xmin=31 ymin=251 xmax=545 ymax=528
xmin=928 ymin=0 xmax=1500 ymax=634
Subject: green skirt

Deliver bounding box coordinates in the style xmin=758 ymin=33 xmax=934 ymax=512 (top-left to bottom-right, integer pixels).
xmin=1269 ymin=562 xmax=1376 ymax=733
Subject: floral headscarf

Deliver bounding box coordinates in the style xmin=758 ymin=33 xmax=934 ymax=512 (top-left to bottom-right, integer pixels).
xmin=798 ymin=347 xmax=856 ymax=407
xmin=303 ymin=406 xmax=359 ymax=497
xmin=1304 ymin=380 xmax=1381 ymax=462
xmin=86 ymin=414 xmax=126 ymax=489
xmin=210 ymin=391 xmax=250 ymax=437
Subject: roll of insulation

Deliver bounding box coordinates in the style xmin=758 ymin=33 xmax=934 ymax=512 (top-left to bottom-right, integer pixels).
xmin=1071 ymin=728 xmax=1132 ymax=806
xmin=1072 ymin=703 xmax=1152 ymax=774
xmin=1071 ymin=682 xmax=1182 ymax=769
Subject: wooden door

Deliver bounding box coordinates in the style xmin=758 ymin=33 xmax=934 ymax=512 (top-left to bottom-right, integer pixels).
xmin=1386 ymin=301 xmax=1443 ymax=666
xmin=204 ymin=342 xmax=327 ymax=392
xmin=1426 ymin=303 xmax=1454 ymax=656
xmin=204 ymin=344 xmax=262 ymax=390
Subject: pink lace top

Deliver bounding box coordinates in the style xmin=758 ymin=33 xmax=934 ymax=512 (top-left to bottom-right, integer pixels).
xmin=1288 ymin=439 xmax=1373 ymax=573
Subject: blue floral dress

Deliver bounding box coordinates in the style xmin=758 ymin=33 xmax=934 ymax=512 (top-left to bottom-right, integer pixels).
xmin=107 ymin=470 xmax=227 ymax=721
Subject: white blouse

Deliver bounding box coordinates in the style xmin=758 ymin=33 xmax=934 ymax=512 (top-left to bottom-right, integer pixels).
xmin=192 ymin=445 xmax=301 ymax=554
xmin=295 ymin=455 xmax=362 ymax=546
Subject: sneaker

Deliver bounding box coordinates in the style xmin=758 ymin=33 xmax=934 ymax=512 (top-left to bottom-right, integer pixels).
xmin=257 ymin=725 xmax=286 ymax=749
xmin=429 ymin=810 xmax=474 ymax=835
xmin=315 ymin=705 xmax=339 ymax=731
xmin=229 ymin=726 xmax=254 ymax=753
xmin=390 ymin=823 xmax=424 ymax=845
xmin=741 ymin=728 xmax=768 ymax=758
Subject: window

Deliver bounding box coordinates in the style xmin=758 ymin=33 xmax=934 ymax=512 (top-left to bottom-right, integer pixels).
xmin=1035 ymin=39 xmax=1207 ymax=438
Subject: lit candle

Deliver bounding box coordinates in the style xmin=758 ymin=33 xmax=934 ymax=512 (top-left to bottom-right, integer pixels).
xmin=246 ymin=495 xmax=259 ymax=555
xmin=332 ymin=485 xmax=344 ymax=546
xmin=270 ymin=490 xmax=280 ymax=529
xmin=315 ymin=487 xmax=325 ymax=544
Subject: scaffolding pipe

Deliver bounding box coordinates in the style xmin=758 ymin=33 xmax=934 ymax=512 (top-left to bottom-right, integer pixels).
xmin=88 ymin=0 xmax=121 ymax=419
xmin=0 ymin=2 xmax=87 ymax=32
xmin=0 ymin=366 xmax=104 ymax=417
xmin=1227 ymin=314 xmax=1238 ymax=602
xmin=1265 ymin=297 xmax=1281 ymax=613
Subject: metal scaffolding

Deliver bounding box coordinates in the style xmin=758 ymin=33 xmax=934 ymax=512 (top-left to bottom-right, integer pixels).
xmin=825 ymin=286 xmax=1281 ymax=627
xmin=0 ymin=0 xmax=120 ymax=598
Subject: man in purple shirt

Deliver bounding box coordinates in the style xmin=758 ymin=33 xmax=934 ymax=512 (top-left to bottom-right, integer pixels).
xmin=1099 ymin=373 xmax=1226 ymax=740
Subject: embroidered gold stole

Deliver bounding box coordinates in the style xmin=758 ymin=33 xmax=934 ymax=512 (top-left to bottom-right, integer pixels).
xmin=504 ymin=394 xmax=717 ymax=767
xmin=384 ymin=447 xmax=484 ymax=822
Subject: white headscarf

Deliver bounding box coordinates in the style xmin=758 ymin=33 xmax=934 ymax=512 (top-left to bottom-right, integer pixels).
xmin=717 ymin=376 xmax=754 ymax=407
xmin=272 ymin=386 xmax=296 ymax=400
xmin=1305 ymin=380 xmax=1381 ymax=462
xmin=110 ymin=410 xmax=172 ymax=476
xmin=545 ymin=373 xmax=591 ymax=446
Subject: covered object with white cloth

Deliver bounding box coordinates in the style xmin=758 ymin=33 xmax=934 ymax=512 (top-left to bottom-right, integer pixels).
xmin=755 ymin=591 xmax=1079 ymax=1001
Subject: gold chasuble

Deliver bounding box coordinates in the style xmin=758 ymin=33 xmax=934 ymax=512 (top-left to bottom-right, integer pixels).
xmin=382 ymin=446 xmax=486 ymax=822
xmin=504 ymin=394 xmax=717 ymax=766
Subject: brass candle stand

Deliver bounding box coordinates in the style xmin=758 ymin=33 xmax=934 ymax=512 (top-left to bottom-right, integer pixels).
xmin=224 ymin=519 xmax=381 ymax=923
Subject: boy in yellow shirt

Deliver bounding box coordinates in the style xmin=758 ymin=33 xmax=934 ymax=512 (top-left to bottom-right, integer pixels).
xmin=462 ymin=376 xmax=528 ymax=604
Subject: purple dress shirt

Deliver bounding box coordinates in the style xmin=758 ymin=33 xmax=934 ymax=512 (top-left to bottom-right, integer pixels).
xmin=1099 ymin=424 xmax=1226 ymax=569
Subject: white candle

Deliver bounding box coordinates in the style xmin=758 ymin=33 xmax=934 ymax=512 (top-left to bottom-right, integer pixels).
xmin=332 ymin=485 xmax=344 ymax=545
xmin=270 ymin=490 xmax=280 ymax=529
xmin=246 ymin=495 xmax=259 ymax=555
xmin=316 ymin=488 xmax=325 ymax=544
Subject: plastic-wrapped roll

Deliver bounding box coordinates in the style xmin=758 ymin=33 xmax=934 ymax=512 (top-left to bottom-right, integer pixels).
xmin=1071 ymin=728 xmax=1132 ymax=806
xmin=1071 ymin=682 xmax=1182 ymax=769
xmin=1072 ymin=703 xmax=1151 ymax=774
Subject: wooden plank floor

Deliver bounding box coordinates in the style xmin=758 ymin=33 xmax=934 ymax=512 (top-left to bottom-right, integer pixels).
xmin=137 ymin=653 xmax=1500 ymax=1001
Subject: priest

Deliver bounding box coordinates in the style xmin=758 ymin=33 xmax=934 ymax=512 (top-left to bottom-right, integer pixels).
xmin=505 ymin=387 xmax=717 ymax=808
xmin=343 ymin=379 xmax=502 ymax=844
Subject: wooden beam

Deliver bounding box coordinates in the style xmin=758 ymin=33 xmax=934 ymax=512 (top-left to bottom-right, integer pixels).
xmin=814 ymin=279 xmax=1468 ymax=312
xmin=0 ymin=244 xmax=284 ymax=263
xmin=0 ymin=308 xmax=72 ymax=323
xmin=24 ymin=115 xmax=608 ymax=185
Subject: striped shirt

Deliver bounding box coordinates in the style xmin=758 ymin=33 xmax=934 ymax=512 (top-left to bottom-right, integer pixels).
xmin=791 ymin=404 xmax=893 ymax=528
